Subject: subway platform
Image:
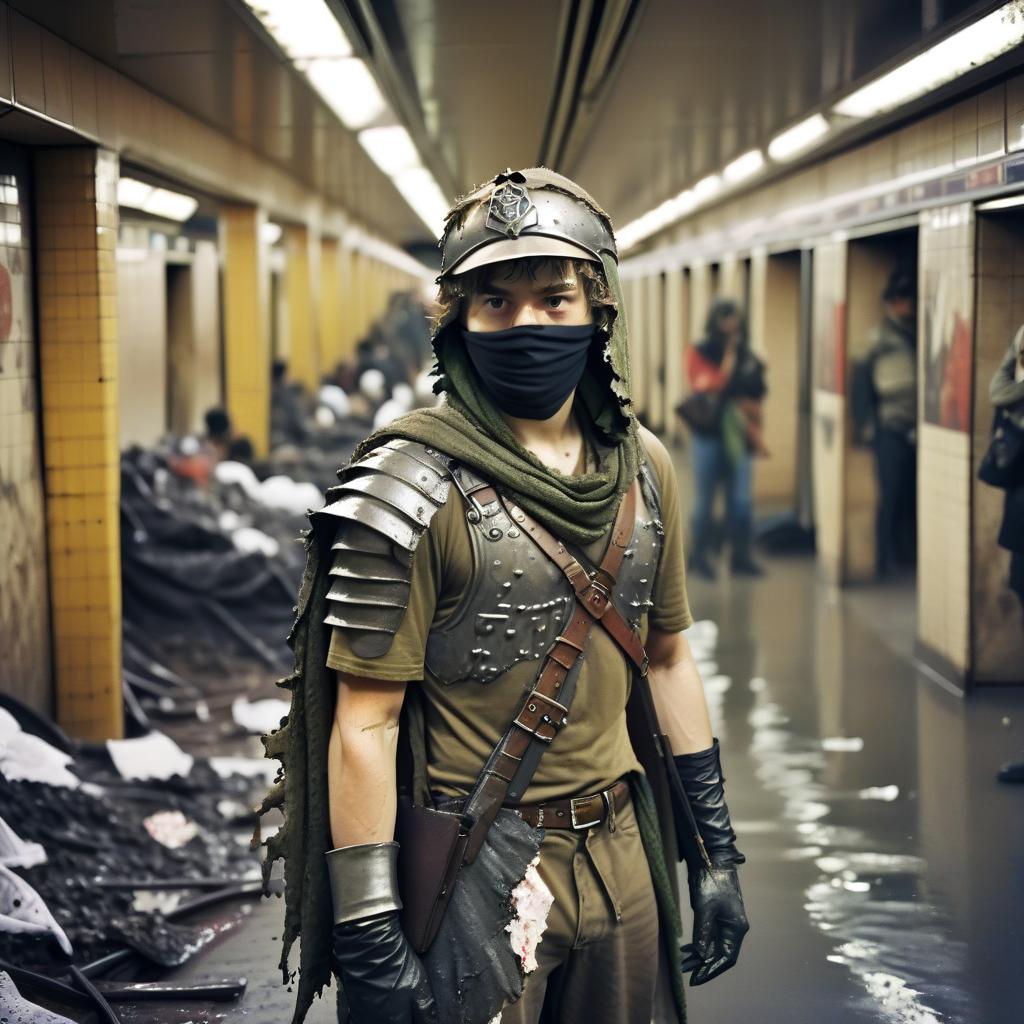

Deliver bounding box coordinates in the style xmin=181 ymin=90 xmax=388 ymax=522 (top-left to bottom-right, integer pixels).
xmin=83 ymin=550 xmax=1021 ymax=1024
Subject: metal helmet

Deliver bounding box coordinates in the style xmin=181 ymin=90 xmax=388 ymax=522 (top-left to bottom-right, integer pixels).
xmin=438 ymin=167 xmax=617 ymax=278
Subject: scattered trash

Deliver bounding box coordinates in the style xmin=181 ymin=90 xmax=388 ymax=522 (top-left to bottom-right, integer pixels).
xmin=0 ymin=970 xmax=76 ymax=1023
xmin=0 ymin=816 xmax=46 ymax=869
xmin=231 ymin=696 xmax=291 ymax=735
xmin=107 ymin=731 xmax=194 ymax=782
xmin=208 ymin=756 xmax=276 ymax=784
xmin=143 ymin=811 xmax=200 ymax=849
xmin=0 ymin=710 xmax=79 ymax=790
xmin=0 ymin=865 xmax=72 ymax=955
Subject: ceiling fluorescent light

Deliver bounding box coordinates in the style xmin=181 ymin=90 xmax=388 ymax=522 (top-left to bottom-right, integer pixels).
xmin=833 ymin=3 xmax=1024 ymax=119
xmin=262 ymin=222 xmax=283 ymax=246
xmin=117 ymin=177 xmax=154 ymax=209
xmin=693 ymin=174 xmax=722 ymax=200
xmin=768 ymin=113 xmax=830 ymax=161
xmin=723 ymin=149 xmax=765 ymax=184
xmin=142 ymin=188 xmax=198 ymax=222
xmin=394 ymin=166 xmax=450 ymax=237
xmin=358 ymin=125 xmax=420 ymax=175
xmin=976 ymin=194 xmax=1024 ymax=212
xmin=305 ymin=57 xmax=388 ymax=130
xmin=245 ymin=0 xmax=351 ymax=60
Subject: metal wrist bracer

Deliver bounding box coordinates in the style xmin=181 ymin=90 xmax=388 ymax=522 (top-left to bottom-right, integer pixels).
xmin=325 ymin=841 xmax=403 ymax=925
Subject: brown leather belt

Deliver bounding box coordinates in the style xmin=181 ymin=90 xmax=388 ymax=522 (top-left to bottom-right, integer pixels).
xmin=508 ymin=779 xmax=630 ymax=831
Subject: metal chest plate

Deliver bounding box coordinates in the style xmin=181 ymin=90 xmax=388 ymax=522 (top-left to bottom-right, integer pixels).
xmin=424 ymin=463 xmax=664 ymax=686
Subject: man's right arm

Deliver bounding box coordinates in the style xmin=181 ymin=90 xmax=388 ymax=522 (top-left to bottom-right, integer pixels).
xmin=325 ymin=670 xmax=436 ymax=1024
xmin=328 ymin=671 xmax=407 ymax=850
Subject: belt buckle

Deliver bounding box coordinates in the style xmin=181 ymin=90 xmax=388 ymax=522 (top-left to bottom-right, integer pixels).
xmin=570 ymin=795 xmax=602 ymax=830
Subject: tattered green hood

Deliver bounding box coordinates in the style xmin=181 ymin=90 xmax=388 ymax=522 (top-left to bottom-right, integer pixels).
xmin=353 ymin=167 xmax=641 ymax=547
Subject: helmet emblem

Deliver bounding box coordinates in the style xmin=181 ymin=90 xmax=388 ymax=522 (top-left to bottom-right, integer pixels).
xmin=486 ymin=175 xmax=538 ymax=238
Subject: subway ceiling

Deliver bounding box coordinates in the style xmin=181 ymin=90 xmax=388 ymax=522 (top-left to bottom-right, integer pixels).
xmin=10 ymin=0 xmax=1010 ymax=250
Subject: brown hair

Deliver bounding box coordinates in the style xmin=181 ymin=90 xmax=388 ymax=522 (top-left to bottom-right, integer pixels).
xmin=434 ymin=256 xmax=616 ymax=333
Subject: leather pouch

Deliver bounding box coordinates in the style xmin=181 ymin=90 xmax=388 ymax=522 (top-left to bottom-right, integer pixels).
xmin=395 ymin=796 xmax=472 ymax=953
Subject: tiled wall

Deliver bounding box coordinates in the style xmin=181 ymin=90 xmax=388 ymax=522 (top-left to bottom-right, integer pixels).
xmin=0 ymin=148 xmax=52 ymax=714
xmin=917 ymin=204 xmax=975 ymax=679
xmin=972 ymin=214 xmax=1024 ymax=682
xmin=284 ymin=224 xmax=319 ymax=393
xmin=811 ymin=238 xmax=848 ymax=585
xmin=644 ymin=274 xmax=665 ymax=431
xmin=662 ymin=267 xmax=686 ymax=444
xmin=35 ymin=147 xmax=123 ymax=740
xmin=319 ymin=236 xmax=342 ymax=376
xmin=116 ymin=252 xmax=166 ymax=446
xmin=222 ymin=203 xmax=270 ymax=455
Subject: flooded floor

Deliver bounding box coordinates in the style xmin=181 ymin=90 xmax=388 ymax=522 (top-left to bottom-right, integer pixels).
xmin=99 ymin=552 xmax=1024 ymax=1024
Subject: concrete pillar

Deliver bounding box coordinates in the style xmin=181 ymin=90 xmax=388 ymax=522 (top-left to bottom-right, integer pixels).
xmin=284 ymin=224 xmax=319 ymax=393
xmin=627 ymin=277 xmax=648 ymax=419
xmin=645 ymin=274 xmax=665 ymax=432
xmin=809 ymin=236 xmax=848 ymax=586
xmin=319 ymin=236 xmax=342 ymax=376
xmin=748 ymin=249 xmax=802 ymax=506
xmin=222 ymin=203 xmax=270 ymax=455
xmin=35 ymin=147 xmax=123 ymax=741
xmin=663 ymin=268 xmax=687 ymax=444
xmin=917 ymin=203 xmax=975 ymax=687
xmin=689 ymin=261 xmax=711 ymax=345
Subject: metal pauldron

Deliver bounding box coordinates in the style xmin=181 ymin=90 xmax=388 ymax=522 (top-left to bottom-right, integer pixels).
xmin=320 ymin=439 xmax=452 ymax=659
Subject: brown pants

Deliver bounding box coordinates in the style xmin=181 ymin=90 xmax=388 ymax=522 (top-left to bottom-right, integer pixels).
xmin=498 ymin=796 xmax=660 ymax=1024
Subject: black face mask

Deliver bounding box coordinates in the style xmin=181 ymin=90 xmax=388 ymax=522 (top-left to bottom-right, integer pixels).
xmin=460 ymin=324 xmax=596 ymax=420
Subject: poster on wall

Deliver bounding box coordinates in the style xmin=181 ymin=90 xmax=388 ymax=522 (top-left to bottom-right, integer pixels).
xmin=921 ymin=208 xmax=973 ymax=432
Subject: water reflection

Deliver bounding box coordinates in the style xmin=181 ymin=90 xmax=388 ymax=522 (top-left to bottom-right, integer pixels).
xmin=687 ymin=562 xmax=1023 ymax=1023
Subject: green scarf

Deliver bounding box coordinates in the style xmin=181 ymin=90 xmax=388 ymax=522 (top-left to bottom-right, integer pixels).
xmin=351 ymin=251 xmax=640 ymax=547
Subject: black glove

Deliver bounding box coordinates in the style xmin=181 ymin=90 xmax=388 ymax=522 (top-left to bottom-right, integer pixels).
xmin=332 ymin=911 xmax=436 ymax=1024
xmin=673 ymin=739 xmax=749 ymax=986
xmin=326 ymin=842 xmax=436 ymax=1024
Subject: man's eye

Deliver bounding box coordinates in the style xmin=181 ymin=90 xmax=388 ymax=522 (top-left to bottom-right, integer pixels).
xmin=547 ymin=296 xmax=567 ymax=309
xmin=485 ymin=297 xmax=504 ymax=310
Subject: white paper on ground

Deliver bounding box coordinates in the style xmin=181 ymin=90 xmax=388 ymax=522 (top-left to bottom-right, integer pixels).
xmin=208 ymin=756 xmax=276 ymax=783
xmin=0 ymin=970 xmax=77 ymax=1023
xmin=143 ymin=810 xmax=200 ymax=849
xmin=0 ymin=709 xmax=79 ymax=789
xmin=0 ymin=864 xmax=73 ymax=955
xmin=0 ymin=814 xmax=46 ymax=868
xmin=231 ymin=696 xmax=290 ymax=735
xmin=106 ymin=731 xmax=194 ymax=781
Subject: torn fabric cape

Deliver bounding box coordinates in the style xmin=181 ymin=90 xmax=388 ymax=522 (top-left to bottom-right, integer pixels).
xmin=256 ymin=168 xmax=689 ymax=1023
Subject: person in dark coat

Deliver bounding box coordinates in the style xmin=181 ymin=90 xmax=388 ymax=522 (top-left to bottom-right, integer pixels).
xmin=990 ymin=326 xmax=1024 ymax=783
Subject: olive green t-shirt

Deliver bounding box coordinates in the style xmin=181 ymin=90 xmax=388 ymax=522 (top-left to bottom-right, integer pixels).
xmin=326 ymin=427 xmax=692 ymax=803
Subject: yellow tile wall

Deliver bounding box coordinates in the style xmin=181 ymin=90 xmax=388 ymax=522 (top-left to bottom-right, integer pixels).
xmin=35 ymin=146 xmax=123 ymax=741
xmin=662 ymin=268 xmax=686 ymax=444
xmin=319 ymin=236 xmax=342 ymax=375
xmin=284 ymin=224 xmax=319 ymax=393
xmin=222 ymin=203 xmax=270 ymax=455
xmin=0 ymin=158 xmax=52 ymax=716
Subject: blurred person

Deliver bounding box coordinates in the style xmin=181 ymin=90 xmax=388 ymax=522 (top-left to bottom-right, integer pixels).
xmin=983 ymin=326 xmax=1024 ymax=784
xmin=227 ymin=436 xmax=254 ymax=464
xmin=202 ymin=407 xmax=233 ymax=462
xmin=683 ymin=298 xmax=768 ymax=580
xmin=271 ymin=359 xmax=310 ymax=446
xmin=259 ymin=169 xmax=749 ymax=1024
xmin=852 ymin=269 xmax=917 ymax=577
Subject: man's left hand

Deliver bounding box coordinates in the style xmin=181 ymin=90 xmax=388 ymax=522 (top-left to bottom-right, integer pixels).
xmin=680 ymin=864 xmax=749 ymax=985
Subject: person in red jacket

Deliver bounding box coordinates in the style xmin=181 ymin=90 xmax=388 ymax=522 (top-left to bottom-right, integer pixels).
xmin=683 ymin=298 xmax=767 ymax=580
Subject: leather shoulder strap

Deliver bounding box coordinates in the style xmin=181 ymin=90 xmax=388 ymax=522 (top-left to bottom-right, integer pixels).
xmin=459 ymin=480 xmax=641 ymax=863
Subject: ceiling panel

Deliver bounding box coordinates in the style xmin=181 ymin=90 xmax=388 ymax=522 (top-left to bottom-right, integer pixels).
xmin=386 ymin=0 xmax=568 ymax=193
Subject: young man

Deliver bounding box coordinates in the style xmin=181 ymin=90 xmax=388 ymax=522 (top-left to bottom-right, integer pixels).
xmin=259 ymin=168 xmax=748 ymax=1024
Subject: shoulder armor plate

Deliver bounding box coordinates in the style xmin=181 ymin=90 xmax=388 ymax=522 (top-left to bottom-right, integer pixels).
xmin=321 ymin=439 xmax=452 ymax=659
